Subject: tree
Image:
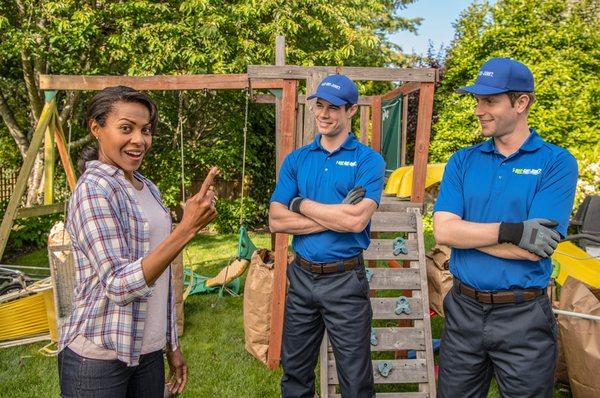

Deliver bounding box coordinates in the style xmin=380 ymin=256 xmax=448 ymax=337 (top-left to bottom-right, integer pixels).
xmin=0 ymin=0 xmax=421 ymax=209
xmin=430 ymin=0 xmax=600 ymax=168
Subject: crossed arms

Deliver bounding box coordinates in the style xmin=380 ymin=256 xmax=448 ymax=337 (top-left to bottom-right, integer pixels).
xmin=269 ymin=198 xmax=378 ymax=235
xmin=433 ymin=211 xmax=540 ymax=261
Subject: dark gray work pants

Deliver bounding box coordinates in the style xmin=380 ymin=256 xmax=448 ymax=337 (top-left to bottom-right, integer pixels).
xmin=280 ymin=260 xmax=375 ymax=398
xmin=438 ymin=285 xmax=557 ymax=398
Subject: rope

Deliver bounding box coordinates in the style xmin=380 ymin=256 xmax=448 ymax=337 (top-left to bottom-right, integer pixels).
xmin=178 ymin=92 xmax=187 ymax=203
xmin=61 ymin=118 xmax=72 ymax=246
xmin=239 ymin=80 xmax=251 ymax=226
xmin=553 ymin=308 xmax=600 ymax=322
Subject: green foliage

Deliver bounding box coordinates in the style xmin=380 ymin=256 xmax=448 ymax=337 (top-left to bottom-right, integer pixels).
xmin=431 ymin=0 xmax=600 ymax=167
xmin=4 ymin=212 xmax=62 ymax=251
xmin=212 ymin=197 xmax=268 ymax=234
xmin=0 ymin=0 xmax=421 ymax=233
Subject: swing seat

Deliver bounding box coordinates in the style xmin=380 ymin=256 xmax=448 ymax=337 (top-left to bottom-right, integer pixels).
xmin=182 ymin=268 xmax=241 ymax=297
xmin=237 ymin=226 xmax=258 ymax=261
xmin=205 ymin=258 xmax=250 ymax=288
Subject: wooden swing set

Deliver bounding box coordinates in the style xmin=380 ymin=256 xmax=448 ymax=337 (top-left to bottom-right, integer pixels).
xmin=0 ymin=36 xmax=438 ymax=396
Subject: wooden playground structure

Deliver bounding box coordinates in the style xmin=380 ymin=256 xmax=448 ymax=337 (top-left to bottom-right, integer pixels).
xmin=0 ymin=36 xmax=438 ymax=396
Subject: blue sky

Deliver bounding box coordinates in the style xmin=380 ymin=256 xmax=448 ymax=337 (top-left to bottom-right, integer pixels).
xmin=389 ymin=0 xmax=495 ymax=56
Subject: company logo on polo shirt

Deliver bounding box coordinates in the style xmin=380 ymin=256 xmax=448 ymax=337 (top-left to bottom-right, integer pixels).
xmin=479 ymin=70 xmax=494 ymax=78
xmin=321 ymin=82 xmax=341 ymax=90
xmin=512 ymin=167 xmax=542 ymax=175
xmin=336 ymin=160 xmax=357 ymax=167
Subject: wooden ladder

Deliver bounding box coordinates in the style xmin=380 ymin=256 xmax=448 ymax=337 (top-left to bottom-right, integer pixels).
xmin=319 ymin=205 xmax=437 ymax=397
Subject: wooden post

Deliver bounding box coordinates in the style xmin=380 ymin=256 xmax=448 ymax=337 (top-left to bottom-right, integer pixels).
xmin=401 ymin=94 xmax=409 ymax=166
xmin=44 ymin=112 xmax=56 ymax=205
xmin=274 ymin=36 xmax=285 ymax=179
xmin=359 ymin=106 xmax=370 ymax=144
xmin=268 ymin=79 xmax=297 ymax=370
xmin=371 ymin=96 xmax=382 ymax=152
xmin=303 ymin=71 xmax=327 ymax=145
xmin=0 ymin=96 xmax=57 ymax=261
xmin=52 ymin=110 xmax=77 ymax=190
xmin=411 ymin=83 xmax=435 ymax=203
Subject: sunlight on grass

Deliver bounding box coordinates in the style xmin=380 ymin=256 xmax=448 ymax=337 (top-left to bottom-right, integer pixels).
xmin=1 ymin=231 xmax=570 ymax=397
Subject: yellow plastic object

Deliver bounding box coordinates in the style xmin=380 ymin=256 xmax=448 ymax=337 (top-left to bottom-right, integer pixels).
xmin=205 ymin=258 xmax=250 ymax=288
xmin=384 ymin=163 xmax=446 ymax=198
xmin=553 ymin=241 xmax=600 ymax=288
xmin=0 ymin=289 xmax=53 ymax=342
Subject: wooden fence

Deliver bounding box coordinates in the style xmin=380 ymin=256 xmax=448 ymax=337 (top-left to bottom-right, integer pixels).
xmin=0 ymin=169 xmax=17 ymax=204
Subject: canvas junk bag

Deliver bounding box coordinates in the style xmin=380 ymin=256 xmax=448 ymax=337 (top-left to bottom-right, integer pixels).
xmin=557 ymin=276 xmax=600 ymax=398
xmin=243 ymin=249 xmax=276 ymax=364
xmin=426 ymin=245 xmax=453 ymax=317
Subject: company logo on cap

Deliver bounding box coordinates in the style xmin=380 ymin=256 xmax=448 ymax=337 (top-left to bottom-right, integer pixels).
xmin=321 ymin=82 xmax=341 ymax=90
xmin=458 ymin=57 xmax=534 ymax=95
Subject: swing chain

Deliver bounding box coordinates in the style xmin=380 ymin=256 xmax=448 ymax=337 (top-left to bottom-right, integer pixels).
xmin=239 ymin=79 xmax=251 ymax=227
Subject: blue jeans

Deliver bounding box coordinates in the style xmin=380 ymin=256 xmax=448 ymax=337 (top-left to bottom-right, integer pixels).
xmin=57 ymin=347 xmax=165 ymax=398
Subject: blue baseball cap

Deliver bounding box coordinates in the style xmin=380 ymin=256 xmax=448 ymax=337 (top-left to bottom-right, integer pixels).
xmin=307 ymin=74 xmax=359 ymax=106
xmin=458 ymin=57 xmax=534 ymax=95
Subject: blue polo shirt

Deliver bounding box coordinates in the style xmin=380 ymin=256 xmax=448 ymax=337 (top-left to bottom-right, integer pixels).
xmin=433 ymin=129 xmax=578 ymax=290
xmin=270 ymin=133 xmax=385 ymax=263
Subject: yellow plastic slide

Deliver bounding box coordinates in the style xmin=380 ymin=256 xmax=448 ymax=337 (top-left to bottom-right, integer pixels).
xmin=553 ymin=241 xmax=600 ymax=288
xmin=384 ymin=163 xmax=446 ymax=198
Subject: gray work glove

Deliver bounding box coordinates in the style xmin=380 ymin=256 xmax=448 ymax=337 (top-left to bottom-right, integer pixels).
xmin=342 ymin=186 xmax=365 ymax=205
xmin=498 ymin=218 xmax=560 ymax=258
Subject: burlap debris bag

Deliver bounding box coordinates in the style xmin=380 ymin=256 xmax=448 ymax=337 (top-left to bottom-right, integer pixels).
xmin=557 ymin=276 xmax=600 ymax=397
xmin=243 ymin=249 xmax=276 ymax=364
xmin=425 ymin=245 xmax=453 ymax=317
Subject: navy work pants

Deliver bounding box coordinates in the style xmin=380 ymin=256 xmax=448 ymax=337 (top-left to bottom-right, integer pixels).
xmin=281 ymin=260 xmax=375 ymax=398
xmin=58 ymin=346 xmax=165 ymax=398
xmin=438 ymin=285 xmax=557 ymax=398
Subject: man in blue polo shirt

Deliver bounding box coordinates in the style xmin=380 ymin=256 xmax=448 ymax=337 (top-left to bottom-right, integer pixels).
xmin=269 ymin=74 xmax=385 ymax=398
xmin=433 ymin=57 xmax=578 ymax=397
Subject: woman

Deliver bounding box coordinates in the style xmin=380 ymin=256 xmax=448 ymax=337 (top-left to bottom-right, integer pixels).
xmin=58 ymin=86 xmax=218 ymax=397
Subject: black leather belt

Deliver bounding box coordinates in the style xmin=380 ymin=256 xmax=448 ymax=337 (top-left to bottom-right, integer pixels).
xmin=295 ymin=254 xmax=363 ymax=274
xmin=455 ymin=280 xmax=544 ymax=304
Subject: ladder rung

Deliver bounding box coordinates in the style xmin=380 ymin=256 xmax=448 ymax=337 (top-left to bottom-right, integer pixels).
xmin=327 ymin=359 xmax=428 ymax=384
xmin=364 ymin=267 xmax=421 ymax=290
xmin=364 ymin=239 xmax=420 ymax=261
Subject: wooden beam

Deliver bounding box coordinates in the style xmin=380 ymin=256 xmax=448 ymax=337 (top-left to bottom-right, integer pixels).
xmin=298 ymin=95 xmax=373 ymax=106
xmin=275 ymin=36 xmax=286 ymax=66
xmin=371 ymin=96 xmax=382 ymax=152
xmin=267 ymin=79 xmax=297 ymax=370
xmin=359 ymin=106 xmax=370 ymax=144
xmin=411 ymin=83 xmax=435 ymax=203
xmin=303 ymin=71 xmax=328 ymax=145
xmin=15 ymin=203 xmax=64 ymax=219
xmin=53 ymin=110 xmax=77 ymax=190
xmin=43 ymin=112 xmax=56 ymax=204
xmin=254 ymin=94 xmax=277 ymax=104
xmin=274 ymin=36 xmax=286 ymax=184
xmin=0 ymin=98 xmax=56 ymax=260
xmin=381 ymin=81 xmax=421 ymax=101
xmin=295 ymin=104 xmax=304 ymax=152
xmin=39 ymin=74 xmax=285 ymax=91
xmin=401 ymin=94 xmax=409 ymax=166
xmin=248 ymin=65 xmax=437 ymax=82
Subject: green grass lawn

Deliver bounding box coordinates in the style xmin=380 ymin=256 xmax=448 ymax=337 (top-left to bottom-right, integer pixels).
xmin=0 ymin=231 xmax=572 ymax=397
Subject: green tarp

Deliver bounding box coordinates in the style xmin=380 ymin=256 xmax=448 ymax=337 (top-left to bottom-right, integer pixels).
xmin=381 ymin=94 xmax=403 ymax=175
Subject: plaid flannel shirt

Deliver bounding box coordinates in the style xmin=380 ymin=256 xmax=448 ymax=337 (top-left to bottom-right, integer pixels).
xmin=59 ymin=161 xmax=178 ymax=366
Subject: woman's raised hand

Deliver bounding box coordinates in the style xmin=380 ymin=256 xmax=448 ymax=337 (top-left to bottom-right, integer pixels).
xmin=180 ymin=167 xmax=219 ymax=236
